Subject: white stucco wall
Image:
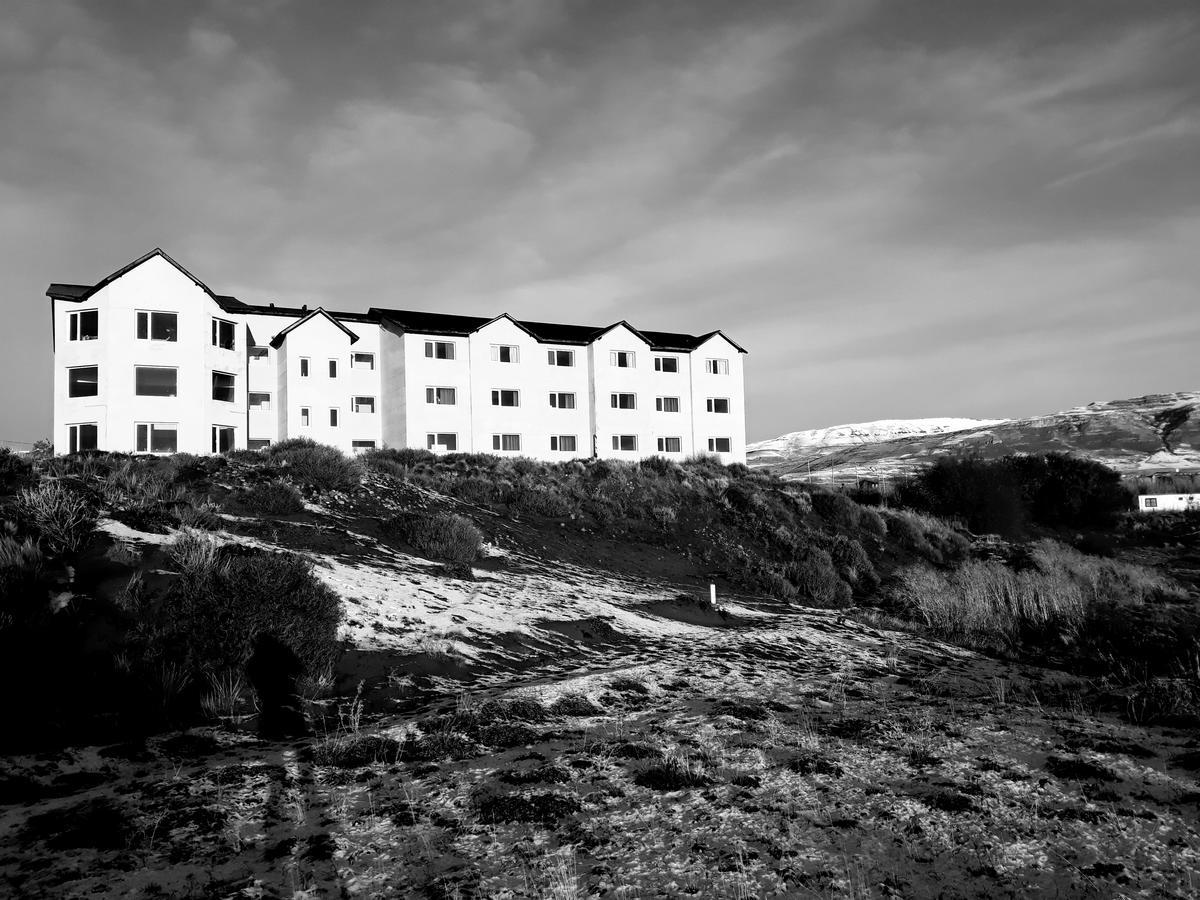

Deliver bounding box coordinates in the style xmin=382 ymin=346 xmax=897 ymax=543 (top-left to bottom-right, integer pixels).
xmin=1138 ymin=493 xmax=1200 ymax=512
xmin=689 ymin=334 xmax=747 ymax=463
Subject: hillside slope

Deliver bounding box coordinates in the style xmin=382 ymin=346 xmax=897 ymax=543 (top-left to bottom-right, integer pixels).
xmin=750 ymin=392 xmax=1200 ymax=481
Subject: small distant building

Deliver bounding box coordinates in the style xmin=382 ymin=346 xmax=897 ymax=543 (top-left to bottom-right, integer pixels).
xmin=1138 ymin=494 xmax=1200 ymax=512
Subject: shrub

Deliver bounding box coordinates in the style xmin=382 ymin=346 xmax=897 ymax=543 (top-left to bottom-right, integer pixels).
xmin=167 ymin=529 xmax=224 ymax=580
xmin=263 ymin=439 xmax=362 ymax=492
xmin=387 ymin=511 xmax=482 ymax=566
xmin=510 ymin=485 xmax=575 ymax=518
xmin=17 ymin=481 xmax=97 ymax=555
xmin=362 ymin=447 xmax=435 ymax=477
xmin=231 ymin=481 xmax=305 ymax=515
xmin=0 ymin=534 xmax=47 ymax=628
xmin=0 ymin=449 xmax=32 ymax=492
xmin=784 ymin=547 xmax=852 ymax=608
xmin=828 ymin=535 xmax=879 ymax=594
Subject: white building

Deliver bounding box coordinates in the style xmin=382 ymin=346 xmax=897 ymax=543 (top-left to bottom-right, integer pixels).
xmin=47 ymin=249 xmax=748 ymax=463
xmin=1138 ymin=494 xmax=1200 ymax=512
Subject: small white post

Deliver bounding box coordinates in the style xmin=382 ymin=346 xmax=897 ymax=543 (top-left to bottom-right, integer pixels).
xmin=710 ymin=583 xmax=717 ymax=607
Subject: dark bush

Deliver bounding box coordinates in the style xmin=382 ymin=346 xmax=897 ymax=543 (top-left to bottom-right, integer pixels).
xmin=785 ymin=547 xmax=852 ymax=608
xmin=828 ymin=535 xmax=880 ymax=594
xmin=263 ymin=439 xmax=362 ymax=492
xmin=362 ymin=447 xmax=435 ymax=476
xmin=231 ymin=481 xmax=305 ymax=515
xmin=387 ymin=510 xmax=482 ymax=566
xmin=0 ymin=449 xmax=32 ymax=493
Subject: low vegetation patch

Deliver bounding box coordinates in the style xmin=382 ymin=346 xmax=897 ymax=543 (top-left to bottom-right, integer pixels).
xmin=387 ymin=510 xmax=483 ymax=569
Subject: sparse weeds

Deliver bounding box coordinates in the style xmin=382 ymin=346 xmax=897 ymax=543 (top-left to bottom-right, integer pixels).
xmin=633 ymin=747 xmax=713 ymax=790
xmin=17 ymin=481 xmax=96 ymax=554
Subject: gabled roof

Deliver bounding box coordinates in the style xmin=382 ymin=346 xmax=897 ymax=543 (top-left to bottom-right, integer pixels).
xmin=591 ymin=320 xmax=653 ymax=346
xmin=269 ymin=308 xmax=360 ymax=348
xmin=645 ymin=328 xmax=749 ymax=354
xmin=473 ymin=312 xmax=540 ymax=341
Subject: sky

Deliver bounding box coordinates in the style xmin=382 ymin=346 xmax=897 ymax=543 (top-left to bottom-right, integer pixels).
xmin=2 ymin=0 xmax=1198 ymax=445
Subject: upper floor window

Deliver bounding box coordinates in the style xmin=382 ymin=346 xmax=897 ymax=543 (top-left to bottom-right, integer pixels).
xmin=135 ymin=366 xmax=176 ymax=397
xmin=612 ymin=434 xmax=638 ymax=451
xmin=426 ymin=387 xmax=456 ymax=405
xmin=329 ymin=408 xmax=339 ymax=427
xmin=491 ymin=344 xmax=519 ymax=363
xmin=547 ymin=349 xmax=574 ymax=367
xmin=352 ymin=396 xmax=376 ymax=414
xmin=708 ymin=437 xmax=732 ymax=453
xmin=249 ymin=345 xmax=268 ymax=360
xmin=549 ymin=392 xmax=575 ymax=409
xmin=611 ymin=393 xmax=636 ymax=410
xmin=212 ymin=371 xmax=236 ymax=402
xmin=610 ymin=350 xmax=635 ymax=368
xmin=300 ymin=407 xmax=310 ymax=427
xmin=351 ymin=352 xmax=375 ymax=370
xmin=136 ymin=311 xmax=177 ymax=342
xmin=656 ymin=397 xmax=680 ymax=413
xmin=68 ymin=366 xmax=99 ymax=397
xmin=425 ymin=341 xmax=455 ymax=360
xmin=427 ymin=433 xmax=458 ymax=451
xmin=654 ymin=356 xmax=678 ymax=373
xmin=492 ymin=433 xmax=521 ymax=452
xmin=299 ymin=358 xmax=310 ymax=377
xmin=212 ymin=318 xmax=235 ymax=350
xmin=657 ymin=437 xmax=682 ymax=453
xmin=328 ymin=359 xmax=338 ymax=378
xmin=249 ymin=392 xmax=271 ymax=411
xmin=551 ymin=435 xmax=577 ymax=452
xmin=491 ymin=389 xmax=519 ymax=407
xmin=69 ymin=310 xmax=98 ymax=342
xmin=68 ymin=423 xmax=98 ymax=453
xmin=707 ymin=398 xmax=730 ymax=414
xmin=706 ymin=358 xmax=729 ymax=375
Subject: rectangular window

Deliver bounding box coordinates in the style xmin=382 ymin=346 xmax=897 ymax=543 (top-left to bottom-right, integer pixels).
xmin=212 ymin=318 xmax=235 ymax=350
xmin=491 ymin=344 xmax=519 ymax=363
xmin=351 ymin=352 xmax=375 ymax=370
xmin=328 ymin=359 xmax=338 ymax=378
xmin=212 ymin=426 xmax=235 ymax=453
xmin=329 ymin=408 xmax=339 ymax=427
xmin=247 ymin=439 xmax=271 ymax=450
xmin=351 ymin=440 xmax=376 ymax=451
xmin=707 ymin=398 xmax=730 ymax=414
xmin=134 ymin=366 xmax=176 ymax=397
xmin=68 ymin=423 xmax=98 ymax=454
xmin=610 ymin=393 xmax=636 ymax=410
xmin=69 ymin=310 xmax=99 ymax=341
xmin=212 ymin=371 xmax=236 ymax=402
xmin=249 ymin=345 xmax=268 ymax=360
xmin=300 ymin=407 xmax=310 ymax=427
xmin=549 ymin=392 xmax=576 ymax=409
xmin=547 ymin=349 xmax=574 ymax=367
xmin=706 ymin=358 xmax=729 ymax=375
xmin=352 ymin=396 xmax=376 ymax=413
xmin=657 ymin=437 xmax=682 ymax=453
xmin=426 ymin=433 xmax=458 ymax=451
xmin=491 ymin=389 xmax=519 ymax=407
xmin=550 ymin=435 xmax=577 ymax=453
xmin=425 ymin=387 xmax=457 ymax=405
xmin=136 ymin=310 xmax=177 ymax=342
xmin=656 ymin=396 xmax=680 ymax=413
xmin=492 ymin=434 xmax=521 ymax=452
xmin=249 ymin=392 xmax=271 ymax=411
xmin=612 ymin=435 xmax=638 ymax=452
xmin=68 ymin=366 xmax=99 ymax=398
xmin=708 ymin=437 xmax=732 ymax=453
xmin=299 ymin=358 xmax=310 ymax=377
xmin=654 ymin=356 xmax=678 ymax=373
xmin=1145 ymin=497 xmax=1158 ymax=508
xmin=610 ymin=350 xmax=635 ymax=368
xmin=425 ymin=341 xmax=455 ymax=360
xmin=136 ymin=423 xmax=178 ymax=454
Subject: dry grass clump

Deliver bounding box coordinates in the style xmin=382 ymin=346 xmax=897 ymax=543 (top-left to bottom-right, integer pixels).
xmin=16 ymin=481 xmax=97 ymax=555
xmin=228 ymin=480 xmax=305 ymax=515
xmin=388 ymin=510 xmax=483 ymax=568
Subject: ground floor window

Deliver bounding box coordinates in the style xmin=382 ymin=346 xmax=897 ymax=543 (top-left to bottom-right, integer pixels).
xmin=612 ymin=434 xmax=638 ymax=452
xmin=550 ymin=435 xmax=577 ymax=452
xmin=657 ymin=436 xmax=682 ymax=453
xmin=212 ymin=426 xmax=235 ymax=453
xmin=1144 ymin=497 xmax=1158 ymax=508
xmin=247 ymin=438 xmax=271 ymax=450
xmin=68 ymin=423 xmax=98 ymax=454
xmin=137 ymin=423 xmax=178 ymax=454
xmin=351 ymin=440 xmax=376 ymax=452
xmin=492 ymin=434 xmax=521 ymax=452
xmin=427 ymin=433 xmax=458 ymax=451
xmin=708 ymin=437 xmax=732 ymax=453
xmin=300 ymin=407 xmax=310 ymax=426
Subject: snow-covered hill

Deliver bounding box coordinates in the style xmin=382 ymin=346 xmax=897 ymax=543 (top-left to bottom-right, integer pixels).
xmin=749 ymin=418 xmax=1008 ymax=461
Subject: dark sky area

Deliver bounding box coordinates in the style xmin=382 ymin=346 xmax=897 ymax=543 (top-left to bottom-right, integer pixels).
xmin=2 ymin=0 xmax=1198 ymax=444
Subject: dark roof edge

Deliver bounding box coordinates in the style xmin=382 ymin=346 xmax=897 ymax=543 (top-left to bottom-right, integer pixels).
xmin=269 ymin=308 xmax=361 ymax=349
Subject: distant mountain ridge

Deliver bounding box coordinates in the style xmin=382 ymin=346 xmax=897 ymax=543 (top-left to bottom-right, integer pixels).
xmin=748 ymin=392 xmax=1200 ymax=481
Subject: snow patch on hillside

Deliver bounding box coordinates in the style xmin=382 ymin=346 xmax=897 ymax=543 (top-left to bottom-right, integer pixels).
xmin=749 ymin=418 xmax=1008 ymax=458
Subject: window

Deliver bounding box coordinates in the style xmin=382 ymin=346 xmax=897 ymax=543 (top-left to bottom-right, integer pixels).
xmin=425 ymin=341 xmax=455 ymax=360
xmin=491 ymin=389 xmax=519 ymax=407
xmin=492 ymin=434 xmax=521 ymax=452
xmin=300 ymin=358 xmax=310 ymax=377
xmin=1145 ymin=497 xmax=1158 ymax=508
xmin=425 ymin=387 xmax=456 ymax=405
xmin=657 ymin=437 xmax=682 ymax=453
xmin=706 ymin=358 xmax=729 ymax=375
xmin=491 ymin=344 xmax=519 ymax=363
xmin=68 ymin=366 xmax=99 ymax=398
xmin=610 ymin=350 xmax=635 ymax=368
xmin=300 ymin=407 xmax=310 ymax=426
xmin=67 ymin=423 xmax=98 ymax=454
xmin=549 ymin=392 xmax=576 ymax=409
xmin=610 ymin=393 xmax=636 ymax=410
xmin=247 ymin=439 xmax=271 ymax=450
xmin=69 ymin=310 xmax=98 ymax=341
xmin=212 ymin=371 xmax=236 ymax=402
xmin=329 ymin=409 xmax=339 ymax=427
xmin=212 ymin=318 xmax=235 ymax=350
xmin=707 ymin=398 xmax=730 ymax=414
xmin=249 ymin=392 xmax=271 ymax=411
xmin=352 ymin=396 xmax=376 ymax=413
xmin=547 ymin=349 xmax=574 ymax=367
xmin=352 ymin=440 xmax=376 ymax=451
xmin=708 ymin=437 xmax=732 ymax=453
xmin=656 ymin=397 xmax=680 ymax=413
xmin=211 ymin=426 xmax=235 ymax=453
xmin=551 ymin=435 xmax=577 ymax=453
xmin=351 ymin=352 xmax=375 ymax=370
xmin=137 ymin=423 xmax=178 ymax=453
xmin=136 ymin=311 xmax=177 ymax=342
xmin=249 ymin=345 xmax=268 ymax=360
xmin=134 ymin=366 xmax=176 ymax=397
xmin=328 ymin=359 xmax=338 ymax=378
xmin=612 ymin=435 xmax=638 ymax=451
xmin=654 ymin=356 xmax=678 ymax=373
xmin=426 ymin=433 xmax=458 ymax=451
